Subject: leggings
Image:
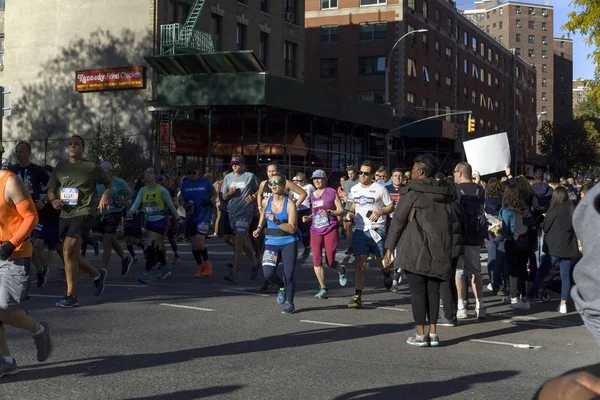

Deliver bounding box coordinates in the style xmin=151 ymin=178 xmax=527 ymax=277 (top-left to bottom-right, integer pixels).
xmin=310 ymin=229 xmax=339 ymax=268
xmin=406 ymin=270 xmax=442 ymax=326
xmin=262 ymin=241 xmax=298 ymax=303
xmin=505 ymin=240 xmax=529 ymax=299
xmin=167 ymin=230 xmax=178 ymax=255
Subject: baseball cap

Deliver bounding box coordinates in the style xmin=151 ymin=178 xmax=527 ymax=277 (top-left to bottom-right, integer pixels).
xmin=311 ymin=169 xmax=326 ymax=179
xmin=231 ymin=154 xmax=244 ymax=165
xmin=99 ymin=161 xmax=113 ymax=171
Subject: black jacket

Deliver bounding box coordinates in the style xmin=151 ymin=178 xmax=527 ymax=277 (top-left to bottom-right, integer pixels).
xmin=543 ymin=203 xmax=579 ymax=258
xmin=385 ymin=178 xmax=455 ymax=281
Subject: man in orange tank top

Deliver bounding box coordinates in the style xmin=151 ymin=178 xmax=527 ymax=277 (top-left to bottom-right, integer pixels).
xmin=0 ymin=170 xmax=53 ymax=377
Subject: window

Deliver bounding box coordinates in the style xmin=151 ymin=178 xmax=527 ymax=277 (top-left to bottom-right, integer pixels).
xmin=542 ymin=36 xmax=547 ymax=45
xmin=284 ymin=41 xmax=297 ymax=78
xmin=359 ymin=92 xmax=384 ymax=104
xmin=561 ymin=76 xmax=565 ymax=83
xmin=488 ymin=72 xmax=492 ymax=86
xmin=480 ymin=43 xmax=485 ymax=57
xmin=493 ymin=22 xmax=496 ymax=28
xmin=211 ymin=14 xmax=222 ymax=48
xmin=236 ymin=23 xmax=247 ymax=51
xmin=473 ymin=63 xmax=479 ymax=79
xmin=542 ymin=50 xmax=547 ymax=59
xmin=0 ymin=37 xmax=4 ymax=66
xmin=464 ymin=32 xmax=468 ymax=46
xmin=169 ymin=0 xmax=191 ymax=23
xmin=445 ymin=46 xmax=452 ymax=61
xmin=476 ymin=13 xmax=484 ymax=21
xmin=494 ymin=101 xmax=499 ymax=111
xmin=516 ymin=6 xmax=521 ymax=13
xmin=284 ymin=0 xmax=298 ymax=24
xmin=542 ymin=78 xmax=547 ymax=87
xmin=422 ymin=33 xmax=428 ymax=50
xmin=406 ymin=93 xmax=415 ymax=105
xmin=516 ymin=19 xmax=521 ymax=28
xmin=456 ymin=54 xmax=459 ymax=70
xmin=488 ymin=48 xmax=492 ymax=61
xmin=435 ymin=40 xmax=440 ymax=57
xmin=445 ymin=76 xmax=453 ymax=90
xmin=423 ymin=65 xmax=430 ymax=83
xmin=464 ymin=86 xmax=468 ymax=100
xmin=494 ymin=77 xmax=499 ymax=87
xmin=360 ymin=0 xmax=386 ymax=5
xmin=463 ymin=59 xmax=468 ymax=74
xmin=542 ymin=8 xmax=547 ymax=16
xmin=408 ymin=0 xmax=415 ymax=10
xmin=259 ymin=32 xmax=269 ymax=67
xmin=542 ymin=92 xmax=547 ymax=101
xmin=407 ymin=58 xmax=417 ymax=77
xmin=541 ymin=64 xmax=547 ymax=73
xmin=500 ymin=7 xmax=503 ymax=15
xmin=435 ymin=71 xmax=440 ymax=88
xmin=528 ymin=49 xmax=535 ymax=57
xmin=542 ymin=106 xmax=547 ymax=113
xmin=499 ymin=35 xmax=503 ymax=45
xmin=320 ymin=58 xmax=338 ymax=78
xmin=528 ymin=35 xmax=534 ymax=43
xmin=480 ymin=67 xmax=485 ymax=82
xmin=358 ymin=56 xmax=385 ymax=75
xmin=446 ymin=17 xmax=452 ymax=32
xmin=422 ymin=98 xmax=428 ymax=108
xmin=528 ymin=21 xmax=535 ymax=29
xmin=528 ymin=7 xmax=535 ymax=15
xmin=423 ymin=1 xmax=428 ymax=18
xmin=472 ymin=37 xmax=477 ymax=51
xmin=0 ymin=0 xmax=5 ymax=11
xmin=486 ymin=25 xmax=490 ymax=33
xmin=407 ymin=25 xmax=417 ymax=43
xmin=359 ymin=23 xmax=387 ymax=41
xmin=480 ymin=94 xmax=486 ymax=107
xmin=560 ymin=41 xmax=565 ymax=48
xmin=445 ymin=106 xmax=452 ymax=121
xmin=542 ymin=22 xmax=547 ymax=31
xmin=472 ymin=90 xmax=477 ymax=104
xmin=321 ymin=0 xmax=337 ymax=9
xmin=435 ymin=9 xmax=440 ymax=21
xmin=516 ymin=34 xmax=521 ymax=42
xmin=321 ymin=25 xmax=338 ymax=43
xmin=515 ymin=48 xmax=521 ymax=56
xmin=261 ymin=0 xmax=269 ymax=12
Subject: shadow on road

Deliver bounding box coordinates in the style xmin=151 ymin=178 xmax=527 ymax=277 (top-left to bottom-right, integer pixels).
xmin=125 ymin=385 xmax=244 ymax=399
xmin=333 ymin=370 xmax=520 ymax=400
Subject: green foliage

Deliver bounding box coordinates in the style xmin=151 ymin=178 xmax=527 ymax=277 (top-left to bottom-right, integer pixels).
xmin=538 ymin=119 xmax=600 ymax=172
xmin=574 ymin=91 xmax=600 ymax=119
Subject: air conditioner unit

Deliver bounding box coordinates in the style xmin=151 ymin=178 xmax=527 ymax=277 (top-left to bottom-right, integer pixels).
xmin=285 ymin=12 xmax=295 ymax=22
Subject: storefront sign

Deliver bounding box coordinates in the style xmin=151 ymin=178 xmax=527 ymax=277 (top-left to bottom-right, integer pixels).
xmin=76 ymin=67 xmax=145 ymax=92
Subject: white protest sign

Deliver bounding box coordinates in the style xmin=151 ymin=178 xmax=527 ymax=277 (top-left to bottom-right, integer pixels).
xmin=463 ymin=132 xmax=511 ymax=176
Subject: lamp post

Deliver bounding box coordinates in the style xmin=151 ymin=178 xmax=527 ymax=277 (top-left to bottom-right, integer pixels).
xmin=384 ymin=29 xmax=427 ymax=106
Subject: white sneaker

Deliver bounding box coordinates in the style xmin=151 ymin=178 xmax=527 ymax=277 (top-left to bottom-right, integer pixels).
xmin=510 ymin=298 xmax=531 ymax=310
xmin=559 ymin=304 xmax=567 ymax=314
xmin=476 ymin=307 xmax=486 ymax=319
xmin=486 ymin=283 xmax=493 ymax=291
xmin=457 ymin=309 xmax=468 ymax=319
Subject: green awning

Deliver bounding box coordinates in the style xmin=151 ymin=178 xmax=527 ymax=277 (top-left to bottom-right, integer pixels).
xmin=145 ymin=51 xmax=265 ymax=75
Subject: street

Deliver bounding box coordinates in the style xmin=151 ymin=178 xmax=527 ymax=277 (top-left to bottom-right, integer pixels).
xmin=1 ymin=239 xmax=597 ymax=400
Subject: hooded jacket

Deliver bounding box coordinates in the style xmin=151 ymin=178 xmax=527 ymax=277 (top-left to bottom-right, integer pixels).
xmin=572 ymin=183 xmax=600 ymax=347
xmin=532 ymin=181 xmax=553 ymax=214
xmin=384 ymin=178 xmax=455 ymax=281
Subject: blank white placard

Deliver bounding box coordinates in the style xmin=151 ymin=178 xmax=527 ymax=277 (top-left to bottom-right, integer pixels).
xmin=463 ymin=132 xmax=511 ymax=176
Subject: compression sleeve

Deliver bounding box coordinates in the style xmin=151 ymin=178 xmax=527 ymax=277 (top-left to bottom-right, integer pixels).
xmin=10 ymin=199 xmax=39 ymax=247
xmin=129 ymin=189 xmax=143 ymax=212
xmin=161 ymin=186 xmax=179 ymax=218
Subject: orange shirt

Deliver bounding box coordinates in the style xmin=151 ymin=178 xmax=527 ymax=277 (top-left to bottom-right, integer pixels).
xmin=0 ymin=172 xmax=32 ymax=258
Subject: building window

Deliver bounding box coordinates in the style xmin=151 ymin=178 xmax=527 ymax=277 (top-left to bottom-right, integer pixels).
xmin=480 ymin=67 xmax=485 ymax=82
xmin=259 ymin=32 xmax=269 ymax=67
xmin=542 ymin=106 xmax=547 ymax=113
xmin=516 ymin=34 xmax=521 ymax=42
xmin=476 ymin=13 xmax=484 ymax=21
xmin=560 ymin=41 xmax=565 ymax=48
xmin=169 ymin=0 xmax=191 ymax=23
xmin=499 ymin=21 xmax=503 ymax=29
xmin=493 ymin=22 xmax=496 ymax=28
xmin=406 ymin=93 xmax=415 ymax=105
xmin=435 ymin=9 xmax=440 ymax=21
xmin=472 ymin=90 xmax=477 ymax=104
xmin=528 ymin=21 xmax=535 ymax=29
xmin=423 ymin=65 xmax=430 ymax=83
xmin=358 ymin=56 xmax=385 ymax=75
xmin=407 ymin=25 xmax=417 ymax=43
xmin=284 ymin=0 xmax=298 ymax=24
xmin=407 ymin=58 xmax=417 ymax=77
xmin=528 ymin=49 xmax=535 ymax=57
xmin=463 ymin=59 xmax=468 ymax=74
xmin=422 ymin=98 xmax=428 ymax=108
xmin=445 ymin=76 xmax=453 ymax=89
xmin=321 ymin=25 xmax=338 ymax=43
xmin=542 ymin=22 xmax=547 ymax=31
xmin=515 ymin=48 xmax=521 ymax=56
xmin=542 ymin=36 xmax=547 ymax=45
xmin=561 ymin=76 xmax=565 ymax=82
xmin=542 ymin=92 xmax=547 ymax=101
xmin=542 ymin=8 xmax=547 ymax=16
xmin=488 ymin=48 xmax=492 ymax=61
xmin=284 ymin=41 xmax=297 ymax=78
xmin=542 ymin=78 xmax=547 ymax=87
xmin=445 ymin=106 xmax=452 ymax=121
xmin=359 ymin=22 xmax=387 ymax=41
xmin=445 ymin=46 xmax=452 ymax=61
xmin=528 ymin=35 xmax=535 ymax=43
xmin=321 ymin=0 xmax=337 ymax=9
xmin=516 ymin=19 xmax=521 ymax=28
xmin=261 ymin=0 xmax=269 ymax=13
xmin=516 ymin=5 xmax=521 ymax=13
xmin=423 ymin=1 xmax=428 ymax=18
xmin=472 ymin=63 xmax=479 ymax=79
xmin=472 ymin=37 xmax=477 ymax=51
xmin=435 ymin=41 xmax=440 ymax=57
xmin=360 ymin=0 xmax=386 ymax=5
xmin=422 ymin=33 xmax=428 ymax=50
xmin=236 ymin=23 xmax=247 ymax=51
xmin=435 ymin=71 xmax=440 ymax=88
xmin=495 ymin=101 xmax=499 ymax=111
xmin=488 ymin=72 xmax=492 ymax=86
xmin=446 ymin=17 xmax=452 ymax=32
xmin=408 ymin=0 xmax=415 ymax=10
xmin=211 ymin=14 xmax=222 ymax=48
xmin=463 ymin=32 xmax=468 ymax=46
xmin=480 ymin=43 xmax=485 ymax=57
xmin=0 ymin=0 xmax=4 ymax=11
xmin=464 ymin=86 xmax=468 ymax=100
xmin=320 ymin=58 xmax=338 ymax=78
xmin=542 ymin=49 xmax=547 ymax=59
xmin=541 ymin=64 xmax=547 ymax=73
xmin=528 ymin=7 xmax=535 ymax=15
xmin=359 ymin=92 xmax=384 ymax=104
xmin=499 ymin=35 xmax=503 ymax=45
xmin=499 ymin=7 xmax=503 ymax=15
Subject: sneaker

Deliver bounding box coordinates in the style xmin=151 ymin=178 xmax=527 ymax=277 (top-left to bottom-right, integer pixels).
xmin=157 ymin=267 xmax=172 ymax=280
xmin=383 ymin=275 xmax=393 ymax=290
xmin=437 ymin=316 xmax=456 ymax=327
xmin=510 ymin=298 xmax=531 ymax=310
xmin=224 ymin=271 xmax=238 ymax=284
xmin=282 ymin=302 xmax=295 ymax=314
xmin=345 ymin=247 xmax=353 ymax=255
xmin=194 ymin=265 xmax=204 ymax=279
xmin=201 ymin=261 xmax=213 ymax=277
xmin=456 ymin=309 xmax=468 ymax=319
xmin=476 ymin=307 xmax=487 ymax=319
xmin=172 ymin=255 xmax=181 ymax=265
xmin=121 ymin=256 xmax=133 ymax=276
xmin=315 ymin=287 xmax=329 ymax=299
xmin=496 ymin=289 xmax=507 ymax=296
xmin=37 ymin=266 xmax=50 ymax=289
xmin=348 ymin=295 xmax=362 ymax=309
xmin=0 ymin=358 xmax=18 ymax=377
xmin=56 ymin=295 xmax=79 ymax=308
xmin=92 ymin=241 xmax=100 ymax=256
xmin=93 ymin=268 xmax=107 ymax=296
xmin=429 ymin=333 xmax=440 ymax=347
xmin=259 ymin=280 xmax=273 ymax=293
xmin=558 ymin=304 xmax=567 ymax=314
xmin=33 ymin=322 xmax=53 ymax=362
xmin=138 ymin=270 xmax=150 ymax=284
xmin=338 ymin=266 xmax=348 ymax=287
xmin=250 ymin=264 xmax=260 ymax=280
xmin=486 ymin=283 xmax=493 ymax=291
xmin=301 ymin=248 xmax=311 ymax=258
xmin=391 ymin=283 xmax=400 ymax=293
xmin=406 ymin=333 xmax=430 ymax=347
xmin=277 ymin=287 xmax=286 ymax=305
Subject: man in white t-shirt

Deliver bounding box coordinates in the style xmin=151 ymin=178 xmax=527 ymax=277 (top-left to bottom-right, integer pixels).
xmin=345 ymin=160 xmax=395 ymax=309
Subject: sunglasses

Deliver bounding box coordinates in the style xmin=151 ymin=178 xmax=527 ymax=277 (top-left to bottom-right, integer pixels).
xmin=358 ymin=171 xmax=371 ymax=176
xmin=268 ymin=180 xmax=282 ymax=186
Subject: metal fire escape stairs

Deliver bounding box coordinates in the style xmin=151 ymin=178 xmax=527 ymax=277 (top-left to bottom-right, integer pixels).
xmin=159 ymin=0 xmax=218 ymax=55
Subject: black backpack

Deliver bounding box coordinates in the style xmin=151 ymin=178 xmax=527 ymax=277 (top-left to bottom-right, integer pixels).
xmin=459 ymin=186 xmax=486 ymax=246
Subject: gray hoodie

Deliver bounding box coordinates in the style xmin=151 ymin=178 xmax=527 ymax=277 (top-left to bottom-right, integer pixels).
xmin=572 ymin=183 xmax=600 ymax=346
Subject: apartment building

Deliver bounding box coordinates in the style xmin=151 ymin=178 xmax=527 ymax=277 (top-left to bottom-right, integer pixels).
xmin=305 ymin=0 xmax=538 ymax=170
xmin=573 ymin=78 xmax=591 ymax=112
xmin=463 ymin=0 xmax=574 ymax=130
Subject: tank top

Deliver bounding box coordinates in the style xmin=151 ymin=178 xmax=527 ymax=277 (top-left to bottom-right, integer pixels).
xmin=141 ymin=185 xmax=165 ymax=216
xmin=265 ymin=196 xmax=297 ymax=246
xmin=0 ymin=172 xmax=33 ymax=258
xmin=310 ymin=187 xmax=338 ymax=235
xmin=261 ymin=181 xmax=273 ymax=202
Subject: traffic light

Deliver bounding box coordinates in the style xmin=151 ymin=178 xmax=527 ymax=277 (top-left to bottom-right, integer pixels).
xmin=467 ymin=116 xmax=475 ymax=133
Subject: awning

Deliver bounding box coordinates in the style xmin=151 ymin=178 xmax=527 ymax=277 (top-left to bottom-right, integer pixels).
xmin=145 ymin=51 xmax=265 ymax=76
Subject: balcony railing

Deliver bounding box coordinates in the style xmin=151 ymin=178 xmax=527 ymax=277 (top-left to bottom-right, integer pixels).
xmin=160 ymin=23 xmax=219 ymax=55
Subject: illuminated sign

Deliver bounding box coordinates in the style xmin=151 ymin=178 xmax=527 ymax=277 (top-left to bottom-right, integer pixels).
xmin=76 ymin=66 xmax=145 ymax=92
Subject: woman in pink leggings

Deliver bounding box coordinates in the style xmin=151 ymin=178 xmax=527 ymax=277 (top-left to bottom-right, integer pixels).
xmin=302 ymin=169 xmax=348 ymax=299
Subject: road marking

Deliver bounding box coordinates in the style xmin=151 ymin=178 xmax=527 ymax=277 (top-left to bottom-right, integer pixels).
xmin=105 ymin=284 xmax=150 ymax=288
xmin=300 ymin=320 xmax=352 ymax=327
xmin=470 ymin=339 xmax=541 ymax=349
xmin=28 ymin=294 xmax=64 ymax=298
xmin=160 ymin=303 xmax=215 ymax=312
xmin=375 ymin=306 xmax=409 ymax=312
xmin=221 ymin=289 xmax=268 ymax=297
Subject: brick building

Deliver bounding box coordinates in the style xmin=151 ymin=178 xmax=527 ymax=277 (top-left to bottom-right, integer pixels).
xmin=573 ymin=78 xmax=591 ymax=113
xmin=305 ymin=0 xmax=538 ymax=172
xmin=553 ymin=38 xmax=573 ymax=122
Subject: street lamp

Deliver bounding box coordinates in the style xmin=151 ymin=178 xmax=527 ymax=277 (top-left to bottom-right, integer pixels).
xmin=384 ymin=29 xmax=428 ymax=106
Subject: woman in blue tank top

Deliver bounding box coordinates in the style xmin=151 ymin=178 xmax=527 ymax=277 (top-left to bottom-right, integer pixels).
xmin=253 ymin=174 xmax=299 ymax=314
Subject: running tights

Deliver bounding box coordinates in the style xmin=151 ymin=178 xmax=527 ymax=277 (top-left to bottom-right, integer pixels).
xmin=262 ymin=241 xmax=298 ymax=303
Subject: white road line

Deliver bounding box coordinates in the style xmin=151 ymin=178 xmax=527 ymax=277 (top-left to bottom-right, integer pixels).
xmin=375 ymin=306 xmax=409 ymax=312
xmin=221 ymin=289 xmax=269 ymax=297
xmin=300 ymin=320 xmax=352 ymax=327
xmin=105 ymin=284 xmax=150 ymax=288
xmin=160 ymin=303 xmax=215 ymax=312
xmin=470 ymin=339 xmax=541 ymax=349
xmin=28 ymin=294 xmax=64 ymax=298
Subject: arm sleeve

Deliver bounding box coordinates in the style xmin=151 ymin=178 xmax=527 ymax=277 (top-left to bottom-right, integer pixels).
xmin=129 ymin=189 xmax=143 ymax=212
xmin=10 ymin=199 xmax=39 ymax=247
xmin=161 ymin=187 xmax=179 ymax=217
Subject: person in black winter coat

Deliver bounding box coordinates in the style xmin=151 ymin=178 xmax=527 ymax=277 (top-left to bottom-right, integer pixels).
xmin=383 ymin=154 xmax=455 ymax=347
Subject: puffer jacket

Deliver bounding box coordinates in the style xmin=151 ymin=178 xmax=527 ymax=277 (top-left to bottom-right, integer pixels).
xmin=384 ymin=177 xmax=455 ymax=281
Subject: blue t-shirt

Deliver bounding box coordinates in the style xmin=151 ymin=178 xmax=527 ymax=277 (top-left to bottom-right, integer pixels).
xmin=180 ymin=177 xmax=215 ymax=224
xmin=96 ymin=176 xmax=133 ymax=215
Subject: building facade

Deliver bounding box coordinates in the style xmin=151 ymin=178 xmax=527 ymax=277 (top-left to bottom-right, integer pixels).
xmin=305 ymin=0 xmax=537 ymax=172
xmin=573 ymin=78 xmax=591 ymax=113
xmin=553 ymin=37 xmax=573 ymax=122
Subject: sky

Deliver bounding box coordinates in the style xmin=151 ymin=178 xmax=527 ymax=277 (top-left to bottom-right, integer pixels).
xmin=457 ymin=0 xmax=596 ymax=80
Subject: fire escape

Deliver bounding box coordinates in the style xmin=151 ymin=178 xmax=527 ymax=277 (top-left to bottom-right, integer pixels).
xmin=159 ymin=0 xmax=218 ymax=55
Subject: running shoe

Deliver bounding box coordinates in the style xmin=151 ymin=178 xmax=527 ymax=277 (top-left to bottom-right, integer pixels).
xmin=157 ymin=267 xmax=172 ymax=280
xmin=510 ymin=298 xmax=530 ymax=310
xmin=224 ymin=271 xmax=238 ymax=284
xmin=383 ymin=275 xmax=393 ymax=290
xmin=259 ymin=280 xmax=273 ymax=293
xmin=391 ymin=283 xmax=400 ymax=293
xmin=277 ymin=287 xmax=286 ymax=305
xmin=33 ymin=322 xmax=53 ymax=362
xmin=121 ymin=256 xmax=133 ymax=276
xmin=348 ymin=295 xmax=362 ymax=309
xmin=314 ymin=287 xmax=329 ymax=299
xmin=338 ymin=266 xmax=348 ymax=287
xmin=456 ymin=309 xmax=468 ymax=319
xmin=0 ymin=358 xmax=18 ymax=377
xmin=282 ymin=302 xmax=295 ymax=314
xmin=437 ymin=316 xmax=456 ymax=327
xmin=406 ymin=333 xmax=430 ymax=347
xmin=429 ymin=333 xmax=440 ymax=347
xmin=92 ymin=241 xmax=100 ymax=256
xmin=250 ymin=264 xmax=260 ymax=280
xmin=194 ymin=265 xmax=204 ymax=279
xmin=172 ymin=255 xmax=181 ymax=265
xmin=138 ymin=270 xmax=150 ymax=284
xmin=559 ymin=304 xmax=567 ymax=314
xmin=56 ymin=295 xmax=79 ymax=308
xmin=93 ymin=268 xmax=107 ymax=296
xmin=37 ymin=266 xmax=50 ymax=289
xmin=201 ymin=261 xmax=213 ymax=277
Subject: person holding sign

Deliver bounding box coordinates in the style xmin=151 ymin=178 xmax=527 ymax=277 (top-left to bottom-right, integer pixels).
xmin=47 ymin=135 xmax=112 ymax=308
xmin=301 ymin=170 xmax=347 ymax=299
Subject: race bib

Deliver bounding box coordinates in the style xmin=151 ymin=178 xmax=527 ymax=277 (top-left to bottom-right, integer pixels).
xmin=34 ymin=224 xmax=43 ymax=232
xmin=312 ymin=200 xmax=324 ymax=208
xmin=262 ymin=249 xmax=278 ymax=267
xmin=60 ymin=188 xmax=79 ymax=206
xmin=313 ymin=213 xmax=330 ymax=229
xmin=197 ymin=222 xmax=210 ymax=235
xmin=235 ymin=218 xmax=249 ymax=232
xmin=144 ymin=203 xmax=158 ymax=214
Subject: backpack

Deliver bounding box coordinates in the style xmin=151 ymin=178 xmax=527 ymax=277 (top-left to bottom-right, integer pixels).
xmin=511 ymin=209 xmax=537 ymax=251
xmin=459 ymin=186 xmax=486 ymax=246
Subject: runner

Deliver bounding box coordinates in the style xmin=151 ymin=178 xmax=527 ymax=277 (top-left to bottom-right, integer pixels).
xmin=123 ymin=181 xmax=146 ymax=263
xmin=8 ymin=141 xmax=51 ymax=287
xmin=253 ymin=174 xmax=299 ymax=314
xmin=180 ymin=164 xmax=216 ymax=278
xmin=302 ymin=170 xmax=347 ymax=298
xmin=343 ymin=165 xmax=359 ymax=255
xmin=47 ymin=135 xmax=111 ymax=308
xmin=0 ymin=169 xmax=53 ymax=377
xmin=127 ymin=167 xmax=179 ymax=283
xmin=96 ymin=161 xmax=134 ymax=275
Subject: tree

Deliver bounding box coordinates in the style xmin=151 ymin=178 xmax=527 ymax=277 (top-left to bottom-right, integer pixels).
xmin=575 ymin=94 xmax=600 ymax=119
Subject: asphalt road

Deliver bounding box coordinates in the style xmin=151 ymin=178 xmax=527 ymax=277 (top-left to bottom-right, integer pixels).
xmin=1 ymin=238 xmax=598 ymax=400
